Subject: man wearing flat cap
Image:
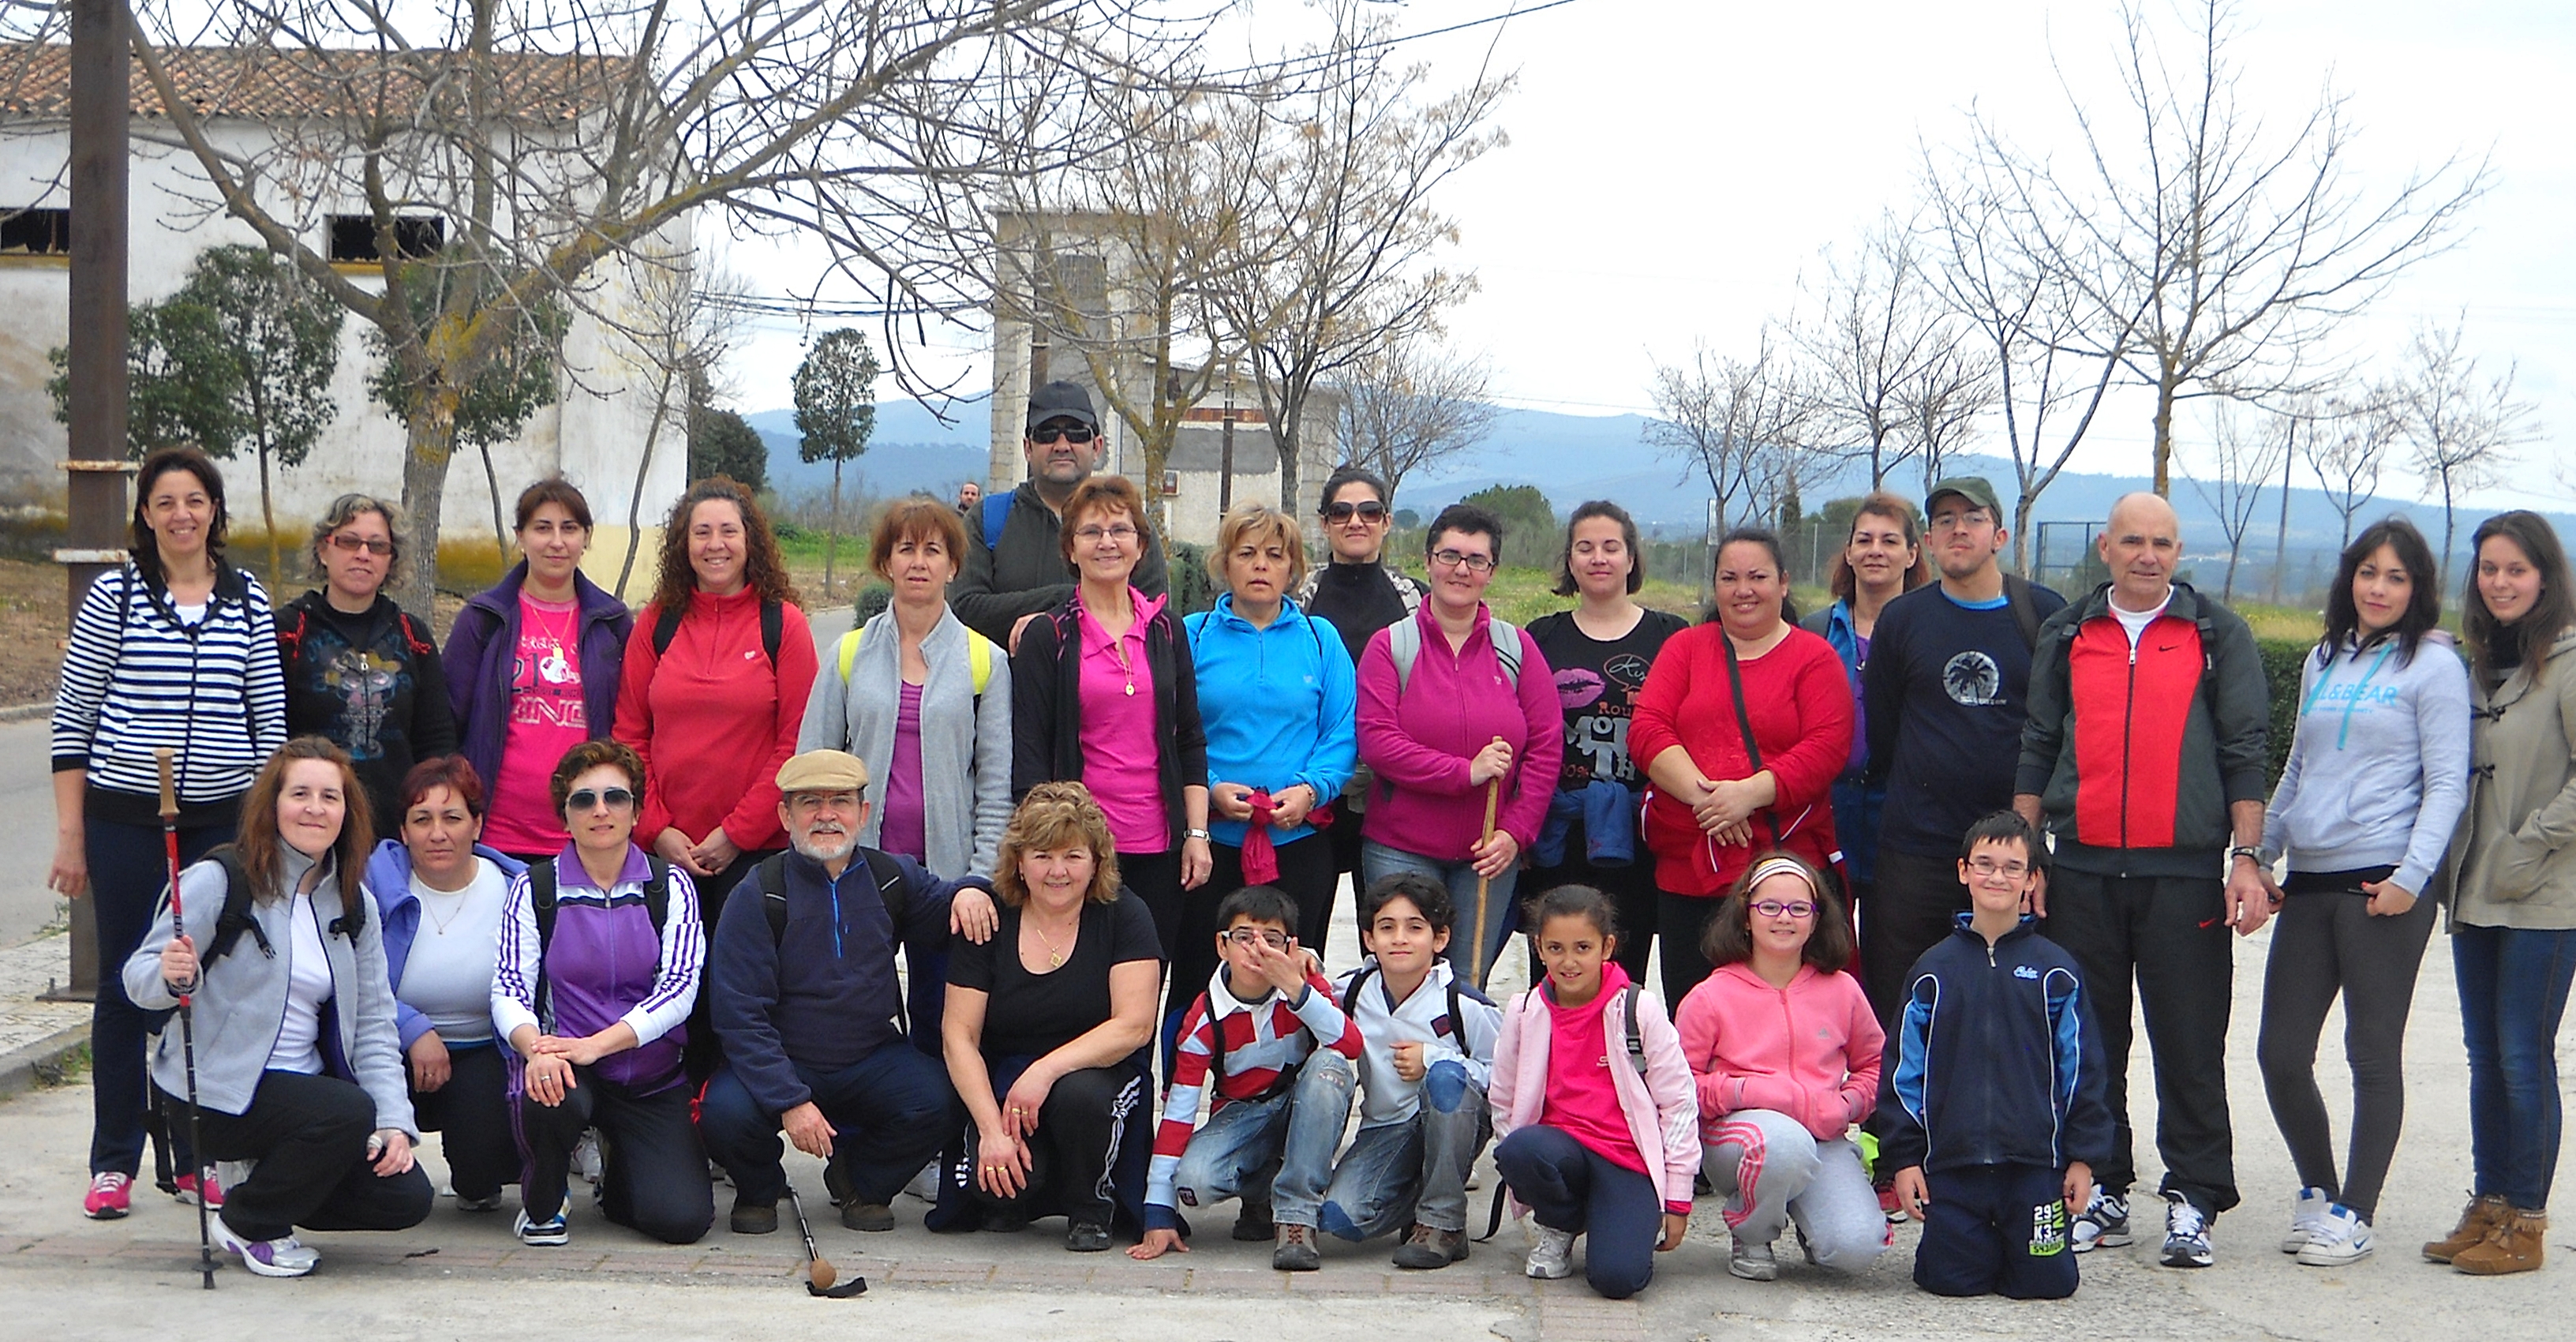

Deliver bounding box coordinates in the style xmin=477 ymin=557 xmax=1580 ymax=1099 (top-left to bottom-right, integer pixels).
xmin=949 ymin=378 xmax=1168 ymax=650
xmin=700 ymin=749 xmax=1000 ymax=1235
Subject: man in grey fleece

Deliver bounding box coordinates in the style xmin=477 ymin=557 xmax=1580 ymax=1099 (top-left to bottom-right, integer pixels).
xmin=948 ymin=380 xmax=1167 ymax=650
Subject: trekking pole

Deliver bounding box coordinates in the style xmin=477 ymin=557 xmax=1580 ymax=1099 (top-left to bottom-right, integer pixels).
xmin=1470 ymin=774 xmax=1501 ymax=988
xmin=158 ymin=748 xmax=217 ymax=1290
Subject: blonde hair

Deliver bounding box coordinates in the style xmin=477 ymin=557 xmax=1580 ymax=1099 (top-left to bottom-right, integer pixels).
xmin=991 ymin=782 xmax=1122 ymax=908
xmin=1205 ymin=502 xmax=1309 ymax=595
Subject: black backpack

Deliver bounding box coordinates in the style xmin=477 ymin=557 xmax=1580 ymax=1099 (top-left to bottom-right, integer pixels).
xmin=190 ymin=843 xmax=369 ymax=971
xmin=525 ymin=854 xmax=673 ymax=1024
xmin=653 ymin=598 xmax=784 ymax=665
xmin=754 ymin=849 xmax=914 ymax=1029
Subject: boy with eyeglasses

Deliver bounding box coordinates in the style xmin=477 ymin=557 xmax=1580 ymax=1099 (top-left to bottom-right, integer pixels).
xmin=1130 ymin=883 xmax=1364 ymax=1270
xmin=950 ymin=380 xmax=1167 ymax=650
xmin=1878 ymin=811 xmax=2112 ymax=1299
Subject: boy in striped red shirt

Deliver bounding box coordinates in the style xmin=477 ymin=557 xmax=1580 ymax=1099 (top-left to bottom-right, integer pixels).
xmin=1131 ymin=885 xmax=1364 ymax=1270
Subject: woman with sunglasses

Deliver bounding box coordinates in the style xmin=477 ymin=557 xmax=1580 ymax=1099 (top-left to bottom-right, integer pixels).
xmin=279 ymin=494 xmax=459 ymax=833
xmin=1294 ymin=466 xmax=1427 ymax=888
xmin=492 ymin=738 xmax=710 ymax=1247
xmin=1355 ymin=502 xmax=1560 ymax=987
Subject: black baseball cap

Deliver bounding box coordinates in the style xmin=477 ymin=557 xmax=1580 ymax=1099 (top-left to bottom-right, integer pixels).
xmin=1024 ymin=380 xmax=1099 ymax=433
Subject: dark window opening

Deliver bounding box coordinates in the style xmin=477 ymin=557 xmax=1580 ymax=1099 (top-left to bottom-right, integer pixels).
xmin=0 ymin=208 xmax=71 ymax=255
xmin=328 ymin=214 xmax=445 ymax=264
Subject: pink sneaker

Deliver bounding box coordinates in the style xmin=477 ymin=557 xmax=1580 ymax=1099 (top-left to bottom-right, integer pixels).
xmin=174 ymin=1171 xmax=226 ymax=1209
xmin=83 ymin=1171 xmax=133 ymax=1220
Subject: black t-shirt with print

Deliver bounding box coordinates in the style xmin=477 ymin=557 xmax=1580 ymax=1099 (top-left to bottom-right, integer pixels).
xmin=948 ymin=888 xmax=1162 ymax=1060
xmin=1527 ymin=607 xmax=1692 ymax=791
xmin=1863 ymin=581 xmax=2067 ymax=857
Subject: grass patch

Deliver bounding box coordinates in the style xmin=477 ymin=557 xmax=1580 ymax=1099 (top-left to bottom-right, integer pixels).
xmin=32 ymin=1041 xmax=90 ymax=1090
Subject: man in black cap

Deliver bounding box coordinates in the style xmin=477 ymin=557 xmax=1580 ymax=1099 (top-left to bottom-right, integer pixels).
xmin=949 ymin=379 xmax=1168 ymax=649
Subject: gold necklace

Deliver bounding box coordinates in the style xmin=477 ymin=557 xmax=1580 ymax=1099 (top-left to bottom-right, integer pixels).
xmin=1027 ymin=909 xmax=1079 ymax=969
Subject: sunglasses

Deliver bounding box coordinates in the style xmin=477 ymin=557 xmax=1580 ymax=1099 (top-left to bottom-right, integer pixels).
xmin=1750 ymin=899 xmax=1817 ymax=920
xmin=567 ymin=787 xmax=637 ymax=812
xmin=328 ymin=533 xmax=395 ymax=557
xmin=1031 ymin=425 xmax=1096 ymax=445
xmin=1321 ymin=500 xmax=1387 ymax=523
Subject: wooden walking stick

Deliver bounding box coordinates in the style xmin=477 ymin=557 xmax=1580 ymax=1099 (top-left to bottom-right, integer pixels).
xmin=1470 ymin=774 xmax=1501 ymax=988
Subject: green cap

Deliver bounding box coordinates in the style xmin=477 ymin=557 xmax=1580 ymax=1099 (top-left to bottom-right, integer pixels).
xmin=1924 ymin=476 xmax=2002 ymax=519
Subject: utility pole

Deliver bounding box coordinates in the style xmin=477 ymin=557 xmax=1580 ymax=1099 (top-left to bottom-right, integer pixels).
xmin=2269 ymin=411 xmax=2298 ymax=605
xmin=1218 ymin=358 xmax=1236 ymax=514
xmin=49 ymin=0 xmax=135 ymax=1000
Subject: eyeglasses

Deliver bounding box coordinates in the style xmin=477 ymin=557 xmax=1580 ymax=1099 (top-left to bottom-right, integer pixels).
xmin=1031 ymin=425 xmax=1096 ymax=445
xmin=1322 ymin=500 xmax=1388 ymax=523
xmin=566 ymin=787 xmax=637 ymax=812
xmin=1750 ymin=900 xmax=1817 ymax=920
xmin=1073 ymin=524 xmax=1138 ymax=545
xmin=1966 ymin=858 xmax=2030 ymax=880
xmin=788 ymin=790 xmax=865 ymax=811
xmin=1928 ymin=510 xmax=1995 ymax=532
xmin=1430 ymin=549 xmax=1496 ymax=572
xmin=328 ymin=533 xmax=395 ymax=557
xmin=1222 ymin=928 xmax=1289 ymax=950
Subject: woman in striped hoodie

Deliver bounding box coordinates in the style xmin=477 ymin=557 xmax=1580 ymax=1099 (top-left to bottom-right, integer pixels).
xmin=51 ymin=446 xmax=285 ymax=1220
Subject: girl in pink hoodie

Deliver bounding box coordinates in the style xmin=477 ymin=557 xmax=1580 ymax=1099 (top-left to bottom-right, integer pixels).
xmin=1674 ymin=854 xmax=1889 ymax=1281
xmin=1489 ymin=886 xmax=1700 ymax=1299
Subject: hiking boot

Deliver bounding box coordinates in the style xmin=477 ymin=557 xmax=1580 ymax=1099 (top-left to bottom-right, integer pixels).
xmin=2071 ymin=1189 xmax=2131 ymax=1252
xmin=841 ymin=1201 xmax=895 ymax=1233
xmin=212 ymin=1213 xmax=320 ymax=1278
xmin=2282 ymin=1186 xmax=2331 ymax=1253
xmin=1064 ymin=1220 xmax=1112 ymax=1253
xmin=83 ymin=1171 xmax=133 ymax=1220
xmin=1525 ymin=1224 xmax=1576 ymax=1280
xmin=1272 ymin=1222 xmax=1322 ymax=1272
xmin=1391 ymin=1223 xmax=1468 ymax=1269
xmin=2295 ymin=1204 xmax=2375 ymax=1267
xmin=1729 ymin=1237 xmax=1779 ymax=1281
xmin=174 ymin=1171 xmax=226 ymax=1209
xmin=2424 ymin=1194 xmax=2510 ymax=1263
xmin=2452 ymin=1209 xmax=2547 ymax=1276
xmin=729 ymin=1198 xmax=779 ymax=1235
xmin=2160 ymin=1194 xmax=2213 ymax=1269
xmin=1233 ymin=1201 xmax=1275 ymax=1242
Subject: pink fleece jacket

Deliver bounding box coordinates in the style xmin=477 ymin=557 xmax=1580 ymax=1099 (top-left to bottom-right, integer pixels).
xmin=1490 ymin=969 xmax=1702 ymax=1215
xmin=1672 ymin=962 xmax=1883 ymax=1145
xmin=1356 ymin=602 xmax=1562 ymax=860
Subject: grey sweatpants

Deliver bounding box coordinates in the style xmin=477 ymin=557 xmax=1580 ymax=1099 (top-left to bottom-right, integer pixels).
xmin=1702 ymin=1108 xmax=1888 ymax=1270
xmin=2256 ymin=884 xmax=2437 ymax=1222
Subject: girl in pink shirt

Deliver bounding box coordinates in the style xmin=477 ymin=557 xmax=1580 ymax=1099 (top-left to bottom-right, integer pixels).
xmin=1674 ymin=854 xmax=1889 ymax=1281
xmin=1489 ymin=887 xmax=1699 ymax=1299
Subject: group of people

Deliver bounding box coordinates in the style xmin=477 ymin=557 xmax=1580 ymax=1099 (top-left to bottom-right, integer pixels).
xmin=49 ymin=380 xmax=2576 ymax=1296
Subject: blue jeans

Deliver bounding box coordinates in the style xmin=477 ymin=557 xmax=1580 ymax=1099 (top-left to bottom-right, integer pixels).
xmin=1316 ymin=1058 xmax=1490 ymax=1238
xmin=2453 ymin=924 xmax=2576 ymax=1209
xmin=1493 ymin=1123 xmax=1664 ymax=1299
xmin=1361 ymin=841 xmax=1519 ymax=988
xmin=89 ymin=812 xmax=233 ymax=1178
xmin=1173 ymin=1051 xmax=1351 ymax=1227
xmin=698 ymin=1042 xmax=958 ymax=1207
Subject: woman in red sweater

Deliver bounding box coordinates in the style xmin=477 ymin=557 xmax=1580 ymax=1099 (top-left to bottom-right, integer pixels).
xmin=1631 ymin=527 xmax=1852 ymax=1005
xmin=615 ymin=477 xmax=818 ymax=1081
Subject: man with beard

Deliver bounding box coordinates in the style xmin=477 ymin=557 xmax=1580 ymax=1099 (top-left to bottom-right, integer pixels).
xmin=698 ymin=750 xmax=1000 ymax=1235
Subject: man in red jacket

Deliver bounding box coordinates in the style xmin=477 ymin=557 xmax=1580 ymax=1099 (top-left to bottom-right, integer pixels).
xmin=2015 ymin=492 xmax=2271 ymax=1272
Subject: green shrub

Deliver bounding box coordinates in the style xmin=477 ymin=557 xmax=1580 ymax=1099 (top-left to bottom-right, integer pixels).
xmin=1165 ymin=539 xmax=1219 ymax=617
xmin=2256 ymin=636 xmax=2314 ymax=789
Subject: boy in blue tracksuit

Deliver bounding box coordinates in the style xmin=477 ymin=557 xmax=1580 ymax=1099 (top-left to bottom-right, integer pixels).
xmin=1881 ymin=811 xmax=2114 ymax=1299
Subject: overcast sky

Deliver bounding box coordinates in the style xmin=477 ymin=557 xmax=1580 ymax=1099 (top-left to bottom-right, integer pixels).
xmin=714 ymin=0 xmax=2573 ymax=512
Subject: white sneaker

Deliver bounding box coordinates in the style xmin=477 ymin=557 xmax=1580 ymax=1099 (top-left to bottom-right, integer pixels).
xmin=211 ymin=1213 xmax=320 ymax=1278
xmin=573 ymin=1130 xmax=603 ymax=1185
xmin=903 ymin=1161 xmax=941 ymax=1204
xmin=2295 ymin=1204 xmax=2375 ymax=1267
xmin=1728 ymin=1237 xmax=1779 ymax=1281
xmin=2282 ymin=1186 xmax=2333 ymax=1253
xmin=1525 ymin=1224 xmax=1576 ymax=1279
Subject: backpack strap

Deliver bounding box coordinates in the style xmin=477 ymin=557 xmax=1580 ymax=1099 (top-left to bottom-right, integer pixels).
xmin=326 ymin=872 xmax=369 ymax=943
xmin=193 ymin=845 xmax=273 ymax=970
xmin=651 ymin=602 xmax=685 ymax=659
xmin=642 ymin=856 xmax=672 ymax=935
xmin=1487 ymin=615 xmax=1522 ymax=687
xmin=759 ymin=598 xmax=784 ymax=667
xmin=276 ymin=604 xmax=309 ymax=666
xmin=1619 ymin=984 xmax=1646 ymax=1078
xmin=980 ymin=493 xmax=1013 ymax=551
xmin=530 ymin=858 xmax=560 ymax=1024
xmin=759 ymin=852 xmax=792 ymax=948
xmin=2001 ymin=573 xmax=2040 ymax=655
xmin=841 ymin=625 xmax=995 ymax=698
xmin=1391 ymin=613 xmax=1520 ymax=695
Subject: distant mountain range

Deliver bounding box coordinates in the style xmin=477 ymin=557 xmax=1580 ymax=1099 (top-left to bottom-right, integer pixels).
xmin=747 ymin=400 xmax=2567 ymax=575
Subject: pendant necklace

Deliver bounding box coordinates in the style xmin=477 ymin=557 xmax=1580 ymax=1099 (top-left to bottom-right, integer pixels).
xmin=1032 ymin=913 xmax=1076 ymax=969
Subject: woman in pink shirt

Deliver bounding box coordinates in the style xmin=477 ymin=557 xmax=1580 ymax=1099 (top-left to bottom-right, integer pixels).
xmin=1356 ymin=502 xmax=1561 ymax=987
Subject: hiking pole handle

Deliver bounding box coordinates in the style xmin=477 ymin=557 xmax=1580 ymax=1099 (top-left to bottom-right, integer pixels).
xmin=157 ymin=747 xmax=179 ymax=823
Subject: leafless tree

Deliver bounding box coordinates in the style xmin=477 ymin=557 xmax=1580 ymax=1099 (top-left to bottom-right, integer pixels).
xmin=78 ymin=0 xmax=1223 ymax=613
xmin=1899 ymin=339 xmax=1998 ymax=497
xmin=2305 ymin=388 xmax=2398 ymax=552
xmin=1969 ymin=0 xmax=2486 ymax=497
xmin=2182 ymin=402 xmax=2289 ymax=602
xmin=1208 ymin=0 xmax=1509 ymax=527
xmin=612 ymin=261 xmax=747 ymax=602
xmin=1646 ymin=334 xmax=1821 ymax=533
xmin=1332 ymin=332 xmax=1499 ymax=503
xmin=2396 ymin=318 xmax=2538 ymax=587
xmin=1795 ymin=212 xmax=1965 ymax=488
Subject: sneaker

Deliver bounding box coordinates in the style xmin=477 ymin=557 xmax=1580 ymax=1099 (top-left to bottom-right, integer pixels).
xmin=212 ymin=1213 xmax=320 ymax=1278
xmin=841 ymin=1201 xmax=894 ymax=1233
xmin=1729 ymin=1237 xmax=1779 ymax=1281
xmin=2296 ymin=1204 xmax=2375 ymax=1267
xmin=83 ymin=1171 xmax=133 ymax=1220
xmin=1272 ymin=1222 xmax=1321 ymax=1272
xmin=1525 ymin=1224 xmax=1576 ymax=1280
xmin=902 ymin=1161 xmax=941 ymax=1204
xmin=1878 ymin=1180 xmax=1908 ymax=1224
xmin=2160 ymin=1194 xmax=2213 ymax=1269
xmin=729 ymin=1198 xmax=779 ymax=1235
xmin=516 ymin=1198 xmax=571 ymax=1246
xmin=455 ymin=1193 xmax=505 ymax=1213
xmin=174 ymin=1171 xmax=225 ymax=1209
xmin=1064 ymin=1220 xmax=1111 ymax=1253
xmin=2282 ymin=1186 xmax=2333 ymax=1254
xmin=1391 ymin=1223 xmax=1468 ymax=1269
xmin=2071 ymin=1189 xmax=2131 ymax=1253
xmin=1233 ymin=1201 xmax=1275 ymax=1242
xmin=572 ymin=1130 xmax=603 ymax=1186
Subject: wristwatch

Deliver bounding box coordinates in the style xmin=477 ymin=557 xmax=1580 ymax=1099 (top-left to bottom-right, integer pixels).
xmin=1182 ymin=828 xmax=1211 ymax=842
xmin=2228 ymin=845 xmax=2266 ymax=867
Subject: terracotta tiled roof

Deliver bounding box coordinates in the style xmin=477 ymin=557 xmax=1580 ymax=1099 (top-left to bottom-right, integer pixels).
xmin=0 ymin=43 xmax=626 ymax=123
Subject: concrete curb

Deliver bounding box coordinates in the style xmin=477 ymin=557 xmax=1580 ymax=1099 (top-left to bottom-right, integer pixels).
xmin=0 ymin=702 xmax=51 ymax=723
xmin=0 ymin=1021 xmax=88 ymax=1100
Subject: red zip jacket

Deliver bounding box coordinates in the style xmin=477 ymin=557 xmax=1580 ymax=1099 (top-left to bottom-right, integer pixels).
xmin=615 ymin=589 xmax=818 ymax=853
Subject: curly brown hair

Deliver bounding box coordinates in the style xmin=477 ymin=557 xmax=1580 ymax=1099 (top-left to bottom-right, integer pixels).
xmin=650 ymin=476 xmax=799 ymax=614
xmin=991 ymin=782 xmax=1122 ymax=909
